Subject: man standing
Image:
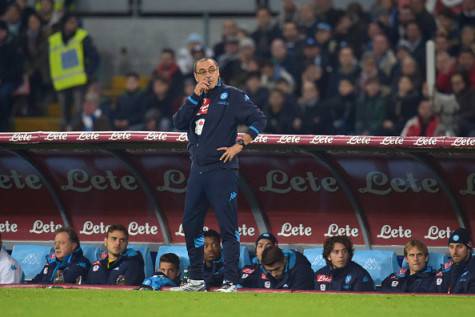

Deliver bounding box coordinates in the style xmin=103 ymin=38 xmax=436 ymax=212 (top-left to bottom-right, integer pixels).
xmin=381 ymin=240 xmax=436 ymax=293
xmin=0 ymin=233 xmax=22 ymax=284
xmin=86 ymin=224 xmax=145 ymax=286
xmin=435 ymin=228 xmax=475 ymax=294
xmin=48 ymin=13 xmax=99 ymax=130
xmin=172 ymin=57 xmax=266 ymax=292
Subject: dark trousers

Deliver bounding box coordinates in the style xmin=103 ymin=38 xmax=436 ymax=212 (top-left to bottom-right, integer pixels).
xmin=183 ymin=167 xmax=240 ymax=284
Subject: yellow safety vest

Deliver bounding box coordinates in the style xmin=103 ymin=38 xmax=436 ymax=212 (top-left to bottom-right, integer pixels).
xmin=49 ymin=29 xmax=88 ymax=91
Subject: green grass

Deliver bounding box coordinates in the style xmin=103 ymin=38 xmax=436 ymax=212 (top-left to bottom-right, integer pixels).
xmin=1 ymin=289 xmax=474 ymax=317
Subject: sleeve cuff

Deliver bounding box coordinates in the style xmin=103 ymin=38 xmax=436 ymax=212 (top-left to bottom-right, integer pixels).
xmin=247 ymin=125 xmax=260 ymax=139
xmin=187 ymin=94 xmax=200 ymax=105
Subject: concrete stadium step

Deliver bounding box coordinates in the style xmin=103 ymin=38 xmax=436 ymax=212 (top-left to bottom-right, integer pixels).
xmin=14 ymin=117 xmax=61 ymax=132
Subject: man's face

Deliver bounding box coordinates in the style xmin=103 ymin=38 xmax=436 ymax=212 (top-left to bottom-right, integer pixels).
xmin=159 ymin=261 xmax=179 ymax=281
xmin=54 ymin=232 xmax=76 ymax=260
xmin=451 ymin=74 xmax=466 ymax=94
xmin=459 ymin=52 xmax=474 ymax=70
xmin=64 ymin=17 xmax=78 ymax=35
xmin=283 ymin=23 xmax=298 ymax=41
xmin=204 ymin=236 xmax=220 ymax=262
xmin=405 ymin=246 xmax=428 ymax=274
xmin=160 ymin=52 xmax=173 ymax=67
xmin=105 ymin=230 xmax=128 ymax=258
xmin=194 ymin=59 xmax=220 ymax=90
xmin=418 ymin=101 xmax=432 ymax=119
xmin=126 ymin=76 xmax=140 ymax=92
xmin=256 ymin=9 xmax=271 ymax=28
xmin=263 ymin=260 xmax=285 ymax=279
xmin=339 ymin=48 xmax=353 ymax=67
xmin=256 ymin=239 xmax=274 ymax=262
xmin=449 ymin=243 xmax=470 ymax=264
xmin=328 ymin=242 xmax=350 ymax=269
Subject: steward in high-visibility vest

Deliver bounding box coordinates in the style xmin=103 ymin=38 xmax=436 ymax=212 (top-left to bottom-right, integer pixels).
xmin=49 ymin=28 xmax=89 ymax=91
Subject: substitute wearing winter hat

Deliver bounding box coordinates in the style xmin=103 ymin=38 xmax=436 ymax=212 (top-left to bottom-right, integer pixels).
xmin=434 ymin=228 xmax=475 ymax=294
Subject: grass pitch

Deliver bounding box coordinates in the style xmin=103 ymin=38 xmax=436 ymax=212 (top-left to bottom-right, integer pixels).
xmin=1 ymin=289 xmax=474 ymax=317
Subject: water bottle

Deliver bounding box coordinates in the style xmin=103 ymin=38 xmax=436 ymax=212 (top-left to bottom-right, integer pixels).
xmin=181 ymin=269 xmax=189 ymax=285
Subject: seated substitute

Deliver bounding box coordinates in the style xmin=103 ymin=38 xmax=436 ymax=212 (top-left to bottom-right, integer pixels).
xmin=0 ymin=233 xmax=22 ymax=284
xmin=32 ymin=227 xmax=90 ymax=284
xmin=86 ymin=224 xmax=145 ymax=286
xmin=141 ymin=253 xmax=181 ymax=290
xmin=314 ymin=236 xmax=374 ymax=292
xmin=242 ymin=245 xmax=314 ymax=290
xmin=434 ymin=228 xmax=475 ymax=294
xmin=239 ymin=232 xmax=277 ymax=288
xmin=381 ymin=239 xmax=436 ymax=293
xmin=202 ymin=229 xmax=224 ymax=288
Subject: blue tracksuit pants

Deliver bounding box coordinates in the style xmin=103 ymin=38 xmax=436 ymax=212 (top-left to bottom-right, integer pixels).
xmin=183 ymin=167 xmax=240 ymax=284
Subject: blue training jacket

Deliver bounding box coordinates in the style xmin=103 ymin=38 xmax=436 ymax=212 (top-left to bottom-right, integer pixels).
xmin=86 ymin=248 xmax=145 ymax=286
xmin=239 ymin=249 xmax=315 ymax=290
xmin=381 ymin=265 xmax=436 ymax=293
xmin=31 ymin=247 xmax=90 ymax=284
xmin=434 ymin=255 xmax=475 ymax=294
xmin=173 ymin=80 xmax=267 ymax=171
xmin=314 ymin=261 xmax=375 ymax=292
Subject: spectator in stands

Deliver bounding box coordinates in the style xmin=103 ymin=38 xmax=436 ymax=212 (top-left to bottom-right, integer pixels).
xmin=326 ymin=47 xmax=360 ymax=97
xmin=434 ymin=228 xmax=475 ymax=294
xmin=2 ymin=2 xmax=21 ymax=37
xmin=218 ymin=36 xmax=241 ymax=84
xmin=278 ymin=0 xmax=299 ymax=26
xmin=313 ymin=22 xmax=335 ymax=71
xmin=297 ymin=3 xmax=318 ymax=37
xmin=202 ymin=229 xmax=224 ymax=288
xmin=113 ymin=72 xmax=146 ymax=130
xmin=71 ymin=91 xmax=111 ymax=131
xmin=322 ymin=79 xmax=357 ymax=134
xmin=410 ymin=0 xmax=437 ymax=40
xmin=255 ymin=246 xmax=314 ymax=290
xmin=244 ymin=71 xmax=268 ymax=108
xmin=383 ymin=76 xmax=421 ymax=135
xmin=459 ymin=26 xmax=475 ymax=53
xmin=314 ymin=0 xmax=344 ymax=28
xmin=282 ymin=20 xmax=304 ymax=61
xmin=251 ymin=6 xmax=281 ymax=59
xmin=221 ymin=37 xmax=259 ymax=88
xmin=315 ymin=236 xmax=374 ymax=292
xmin=294 ymin=80 xmax=324 ymax=134
xmin=371 ymin=34 xmax=397 ymax=80
xmin=49 ymin=13 xmax=100 ymax=130
xmin=436 ymin=51 xmax=456 ymax=94
xmin=355 ymin=78 xmax=387 ymax=135
xmin=270 ymin=38 xmax=300 ymax=89
xmin=20 ymin=12 xmax=51 ymax=115
xmin=32 ymin=227 xmax=90 ymax=284
xmin=142 ymin=76 xmax=177 ymax=130
xmin=213 ymin=19 xmax=239 ymax=60
xmin=152 ymin=48 xmax=184 ymax=102
xmin=458 ymin=0 xmax=475 ymax=27
xmin=0 ymin=232 xmax=22 ymax=284
xmin=381 ymin=239 xmax=436 ymax=293
xmin=401 ymin=99 xmax=439 ymax=137
xmin=36 ymin=0 xmax=63 ymax=30
xmin=457 ymin=49 xmax=475 ymax=88
xmin=0 ymin=20 xmax=23 ymax=132
xmin=357 ymin=53 xmax=383 ymax=91
xmin=264 ymin=88 xmax=294 ymax=134
xmin=452 ymin=72 xmax=475 ymax=136
xmin=140 ymin=253 xmax=180 ymax=291
xmin=398 ymin=22 xmax=426 ymax=73
xmin=86 ymin=224 xmax=145 ymax=286
xmin=260 ymin=59 xmax=294 ymax=92
xmin=177 ymin=33 xmax=212 ymax=76
xmin=391 ymin=55 xmax=422 ymax=94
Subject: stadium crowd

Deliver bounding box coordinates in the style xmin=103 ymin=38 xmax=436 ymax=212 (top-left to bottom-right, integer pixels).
xmin=0 ymin=226 xmax=474 ymax=293
xmin=0 ymin=0 xmax=474 ymax=135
